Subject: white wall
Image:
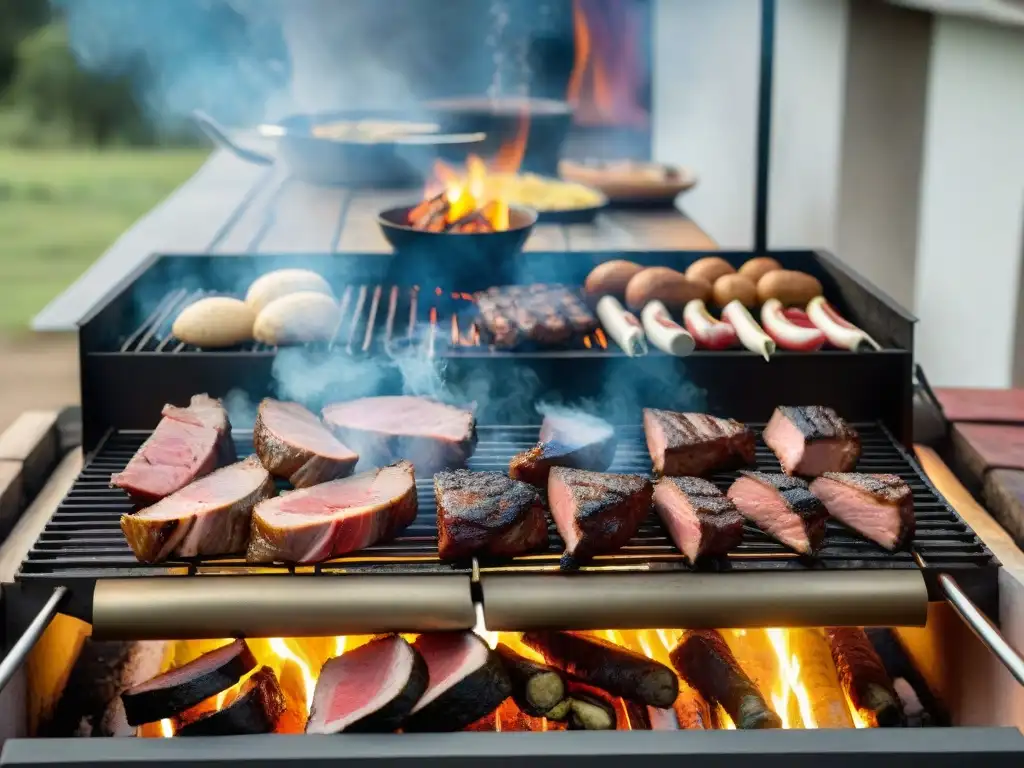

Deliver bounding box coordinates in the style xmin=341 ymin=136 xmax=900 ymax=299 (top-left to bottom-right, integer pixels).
xmin=914 ymin=16 xmax=1024 ymax=387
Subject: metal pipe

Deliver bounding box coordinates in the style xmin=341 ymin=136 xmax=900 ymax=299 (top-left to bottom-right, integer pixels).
xmin=0 ymin=586 xmax=67 ymax=694
xmin=939 ymin=573 xmax=1024 ymax=687
xmin=91 ymin=574 xmax=475 ymax=640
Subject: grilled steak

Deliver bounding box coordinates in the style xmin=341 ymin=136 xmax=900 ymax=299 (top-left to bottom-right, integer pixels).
xmin=176 ymin=667 xmax=284 ymax=737
xmin=810 ymin=473 xmax=915 ymax=551
xmin=727 ymin=471 xmax=829 ymax=555
xmin=825 ymin=628 xmax=905 ymax=727
xmin=474 ymin=284 xmax=598 ymax=349
xmin=434 ymin=470 xmax=548 ymax=560
xmin=653 ymin=476 xmax=745 ymax=563
xmin=404 ymin=632 xmax=511 ymax=733
xmin=247 ymin=460 xmax=417 ymax=564
xmin=643 ymin=409 xmax=755 ymax=476
xmin=253 ymin=398 xmax=358 ymax=488
xmin=763 ymin=405 xmax=861 ymax=476
xmin=121 ymin=457 xmax=275 ymax=563
xmin=548 ymin=467 xmax=653 ymax=569
xmin=112 ymin=394 xmax=235 ymax=505
xmin=508 ymin=410 xmax=617 ymax=487
xmin=306 ymin=635 xmax=428 ymax=734
xmin=322 ymin=396 xmax=477 ymax=475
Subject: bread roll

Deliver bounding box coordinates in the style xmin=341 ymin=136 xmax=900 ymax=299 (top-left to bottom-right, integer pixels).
xmin=245 ymin=269 xmax=333 ymax=314
xmin=584 ymin=260 xmax=644 ymax=299
xmin=686 ymin=256 xmax=735 ymax=286
xmin=712 ymin=274 xmax=758 ymax=308
xmin=171 ymin=297 xmax=254 ymax=348
xmin=253 ymin=292 xmax=340 ymax=346
xmin=756 ymin=270 xmax=823 ymax=307
xmin=624 ymin=267 xmax=711 ymax=311
xmin=738 ymin=257 xmax=783 ymax=284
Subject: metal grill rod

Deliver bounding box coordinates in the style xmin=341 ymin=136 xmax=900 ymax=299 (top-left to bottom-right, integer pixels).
xmin=0 ymin=586 xmax=66 ymax=694
xmin=940 ymin=573 xmax=1024 ymax=687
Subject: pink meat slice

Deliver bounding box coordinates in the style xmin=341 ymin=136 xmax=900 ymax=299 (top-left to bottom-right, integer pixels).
xmin=643 ymin=409 xmax=755 ymax=477
xmin=254 ymin=399 xmax=359 ymax=488
xmin=652 ymin=476 xmax=744 ymax=563
xmin=762 ymin=406 xmax=861 ymax=477
xmin=727 ymin=472 xmax=828 ymax=555
xmin=410 ymin=633 xmax=490 ymax=713
xmin=809 ymin=473 xmax=915 ymax=550
xmin=120 ymin=456 xmax=275 ymax=562
xmin=247 ymin=460 xmax=417 ymax=564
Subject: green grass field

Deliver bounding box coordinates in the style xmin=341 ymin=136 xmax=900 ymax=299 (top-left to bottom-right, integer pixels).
xmin=0 ymin=147 xmax=209 ymax=331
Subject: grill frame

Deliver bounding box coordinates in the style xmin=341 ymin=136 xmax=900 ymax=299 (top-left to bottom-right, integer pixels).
xmin=77 ymin=248 xmax=915 ymax=453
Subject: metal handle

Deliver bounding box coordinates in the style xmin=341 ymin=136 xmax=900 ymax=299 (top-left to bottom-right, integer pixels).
xmin=192 ymin=110 xmax=275 ymax=166
xmin=0 ymin=586 xmax=67 ymax=694
xmin=940 ymin=573 xmax=1024 ymax=686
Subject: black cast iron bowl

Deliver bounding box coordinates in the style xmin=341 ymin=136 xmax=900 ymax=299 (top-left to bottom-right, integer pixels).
xmin=378 ymin=204 xmax=538 ymax=284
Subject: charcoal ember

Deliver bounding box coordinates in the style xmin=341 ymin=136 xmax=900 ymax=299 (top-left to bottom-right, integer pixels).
xmin=472 ymin=285 xmax=598 ymax=349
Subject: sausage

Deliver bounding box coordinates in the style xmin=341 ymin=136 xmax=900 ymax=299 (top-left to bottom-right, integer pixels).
xmin=682 ymin=299 xmax=738 ymax=350
xmin=584 ymin=260 xmax=645 ymax=299
xmin=640 ymin=301 xmax=695 ymax=357
xmin=737 ymin=256 xmax=782 ymax=284
xmin=685 ymin=256 xmax=735 ymax=286
xmin=760 ymin=299 xmax=826 ymax=351
xmin=624 ymin=267 xmax=710 ymax=312
xmin=712 ymin=274 xmax=758 ymax=308
xmin=806 ymin=296 xmax=881 ymax=351
xmin=756 ymin=270 xmax=823 ymax=307
xmin=721 ymin=300 xmax=775 ymax=361
xmin=596 ymin=296 xmax=648 ymax=356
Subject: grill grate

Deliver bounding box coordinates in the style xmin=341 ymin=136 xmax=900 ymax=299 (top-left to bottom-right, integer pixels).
xmin=17 ymin=423 xmax=994 ymax=585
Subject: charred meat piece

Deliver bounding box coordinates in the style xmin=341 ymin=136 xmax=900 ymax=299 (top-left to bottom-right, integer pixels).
xmin=522 ymin=631 xmax=678 ymax=708
xmin=653 ymin=476 xmax=744 ymax=563
xmin=643 ymin=409 xmax=755 ymax=477
xmin=763 ymin=405 xmax=861 ymax=476
xmin=508 ymin=410 xmax=617 ymax=487
xmin=809 ymin=473 xmax=915 ymax=551
xmin=494 ymin=644 xmax=565 ymax=717
xmin=434 ymin=471 xmax=548 ymax=561
xmin=727 ymin=471 xmax=829 ymax=555
xmin=306 ymin=635 xmax=428 ymax=734
xmin=474 ymin=284 xmax=598 ymax=349
xmin=247 ymin=461 xmax=417 ymax=564
xmin=112 ymin=394 xmax=235 ymax=505
xmin=121 ymin=640 xmax=257 ymax=726
xmin=176 ymin=667 xmax=285 ymax=737
xmin=253 ymin=398 xmax=359 ymax=488
xmin=547 ymin=468 xmax=653 ymax=569
xmin=121 ymin=457 xmax=275 ymax=563
xmin=322 ymin=396 xmax=477 ymax=475
xmin=670 ymin=630 xmax=781 ymax=730
xmin=404 ymin=632 xmax=512 ymax=733
xmin=826 ymin=627 xmax=905 ymax=727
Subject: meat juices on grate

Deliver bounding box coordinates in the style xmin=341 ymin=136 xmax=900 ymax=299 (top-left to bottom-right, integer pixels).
xmin=643 ymin=409 xmax=755 ymax=477
xmin=120 ymin=457 xmax=275 ymax=563
xmin=112 ymin=394 xmax=235 ymax=505
xmin=652 ymin=476 xmax=745 ymax=563
xmin=726 ymin=471 xmax=829 ymax=555
xmin=253 ymin=398 xmax=358 ymax=488
xmin=508 ymin=410 xmax=617 ymax=487
xmin=247 ymin=460 xmax=417 ymax=564
xmin=762 ymin=405 xmax=861 ymax=476
xmin=434 ymin=470 xmax=548 ymax=561
xmin=547 ymin=467 xmax=653 ymax=569
xmin=474 ymin=284 xmax=598 ymax=349
xmin=306 ymin=635 xmax=428 ymax=734
xmin=810 ymin=473 xmax=915 ymax=551
xmin=322 ymin=396 xmax=477 ymax=476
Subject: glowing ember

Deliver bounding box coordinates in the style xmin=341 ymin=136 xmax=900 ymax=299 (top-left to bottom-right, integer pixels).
xmin=159 ymin=719 xmax=174 ymax=738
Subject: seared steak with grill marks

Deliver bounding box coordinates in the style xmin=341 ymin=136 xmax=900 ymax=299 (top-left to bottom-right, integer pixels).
xmin=548 ymin=467 xmax=653 ymax=569
xmin=508 ymin=410 xmax=617 ymax=487
xmin=113 ymin=394 xmax=235 ymax=505
xmin=653 ymin=477 xmax=745 ymax=563
xmin=120 ymin=457 xmax=275 ymax=563
xmin=247 ymin=460 xmax=417 ymax=564
xmin=254 ymin=399 xmax=358 ymax=488
xmin=809 ymin=473 xmax=915 ymax=550
xmin=322 ymin=396 xmax=476 ymax=475
xmin=727 ymin=471 xmax=829 ymax=554
xmin=643 ymin=409 xmax=755 ymax=477
xmin=434 ymin=470 xmax=548 ymax=560
xmin=763 ymin=405 xmax=861 ymax=476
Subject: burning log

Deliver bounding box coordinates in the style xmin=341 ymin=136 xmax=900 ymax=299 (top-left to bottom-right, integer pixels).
xmin=408 ymin=192 xmax=448 ymax=228
xmin=495 ymin=644 xmax=566 ymax=717
xmin=787 ymin=629 xmax=855 ymax=729
xmin=826 ymin=628 xmax=905 ymax=727
xmin=521 ymin=631 xmax=678 ymax=708
xmin=669 ymin=630 xmax=782 ymax=730
xmin=565 ymin=682 xmax=617 ymax=731
xmin=175 ymin=667 xmax=285 ymax=737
